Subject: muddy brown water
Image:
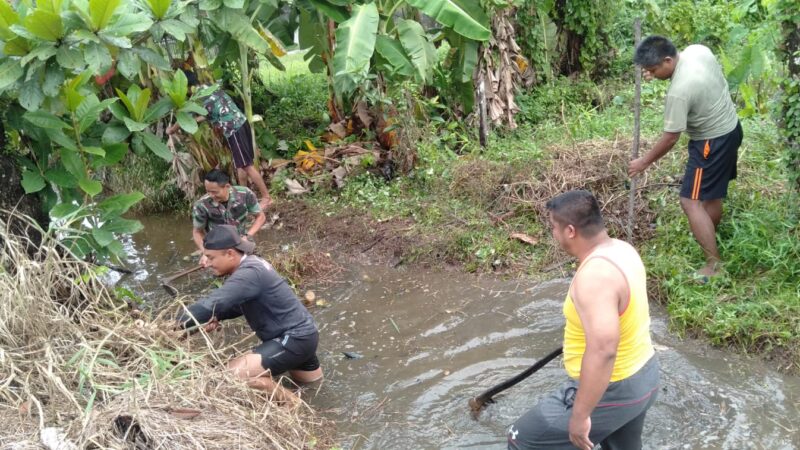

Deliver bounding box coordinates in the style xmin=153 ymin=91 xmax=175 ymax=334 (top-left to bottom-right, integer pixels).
xmin=120 ymin=215 xmax=800 ymax=450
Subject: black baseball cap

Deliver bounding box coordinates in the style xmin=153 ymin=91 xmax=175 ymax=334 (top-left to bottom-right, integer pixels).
xmin=203 ymin=225 xmax=255 ymax=254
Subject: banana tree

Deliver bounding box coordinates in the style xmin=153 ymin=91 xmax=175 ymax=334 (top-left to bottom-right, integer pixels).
xmin=298 ymin=0 xmax=491 ymax=122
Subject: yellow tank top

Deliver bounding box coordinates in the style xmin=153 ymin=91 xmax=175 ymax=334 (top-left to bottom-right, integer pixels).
xmin=563 ymin=239 xmax=655 ymax=382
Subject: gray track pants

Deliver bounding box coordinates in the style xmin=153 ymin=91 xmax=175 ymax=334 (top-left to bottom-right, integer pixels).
xmin=508 ymin=356 xmax=659 ymax=450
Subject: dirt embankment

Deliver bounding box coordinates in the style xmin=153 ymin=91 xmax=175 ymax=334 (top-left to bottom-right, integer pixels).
xmin=261 ymin=138 xmax=665 ymax=282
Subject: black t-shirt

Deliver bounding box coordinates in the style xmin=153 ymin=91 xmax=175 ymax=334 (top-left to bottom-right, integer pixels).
xmin=178 ymin=255 xmax=317 ymax=341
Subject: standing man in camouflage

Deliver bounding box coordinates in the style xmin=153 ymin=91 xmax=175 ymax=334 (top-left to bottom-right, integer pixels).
xmin=192 ymin=169 xmax=266 ymax=267
xmin=168 ymin=73 xmax=272 ymax=210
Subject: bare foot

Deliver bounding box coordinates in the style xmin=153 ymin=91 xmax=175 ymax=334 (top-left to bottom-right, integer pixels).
xmin=697 ymin=262 xmax=720 ymax=278
xmin=258 ymin=198 xmax=272 ymax=211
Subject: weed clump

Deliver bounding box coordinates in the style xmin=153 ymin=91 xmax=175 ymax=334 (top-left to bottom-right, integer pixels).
xmin=501 ymin=138 xmax=658 ymax=243
xmin=0 ymin=212 xmax=332 ymax=449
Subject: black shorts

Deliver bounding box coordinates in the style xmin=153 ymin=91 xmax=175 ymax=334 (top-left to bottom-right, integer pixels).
xmin=253 ymin=331 xmax=320 ymax=375
xmin=226 ymin=122 xmax=255 ymax=169
xmin=680 ymin=121 xmax=743 ymax=201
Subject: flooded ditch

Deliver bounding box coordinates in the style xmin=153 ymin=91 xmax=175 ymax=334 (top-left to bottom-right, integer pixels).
xmin=119 ymin=215 xmax=800 ymax=450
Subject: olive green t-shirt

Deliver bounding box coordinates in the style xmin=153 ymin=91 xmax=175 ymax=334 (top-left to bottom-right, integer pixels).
xmin=663 ymin=45 xmax=738 ymax=141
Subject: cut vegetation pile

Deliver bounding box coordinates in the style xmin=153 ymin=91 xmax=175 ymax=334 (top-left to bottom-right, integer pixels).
xmin=501 ymin=139 xmax=661 ymax=243
xmin=0 ymin=213 xmax=331 ymax=449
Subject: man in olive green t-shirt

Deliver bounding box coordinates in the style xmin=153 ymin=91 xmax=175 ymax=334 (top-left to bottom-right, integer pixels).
xmin=628 ymin=36 xmax=743 ymax=281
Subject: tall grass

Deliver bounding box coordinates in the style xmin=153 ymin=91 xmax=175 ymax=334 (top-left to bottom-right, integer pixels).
xmin=0 ymin=212 xmax=331 ymax=448
xmin=641 ymin=118 xmax=800 ymax=370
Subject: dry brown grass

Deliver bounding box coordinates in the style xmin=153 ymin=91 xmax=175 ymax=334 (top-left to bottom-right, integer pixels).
xmin=0 ymin=212 xmax=333 ymax=449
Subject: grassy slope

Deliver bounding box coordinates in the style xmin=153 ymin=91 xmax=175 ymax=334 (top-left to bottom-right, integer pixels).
xmin=260 ymin=55 xmax=800 ymax=371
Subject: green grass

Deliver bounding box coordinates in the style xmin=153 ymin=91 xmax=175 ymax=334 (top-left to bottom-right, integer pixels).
xmin=255 ymin=51 xmax=329 ymax=156
xmin=254 ymin=61 xmax=800 ymax=370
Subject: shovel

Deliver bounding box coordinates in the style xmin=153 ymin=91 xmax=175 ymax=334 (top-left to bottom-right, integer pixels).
xmin=469 ymin=347 xmax=563 ymax=416
xmin=160 ymin=265 xmax=204 ymax=296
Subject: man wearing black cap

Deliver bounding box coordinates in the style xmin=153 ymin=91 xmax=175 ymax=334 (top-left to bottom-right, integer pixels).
xmin=176 ymin=225 xmax=322 ymax=405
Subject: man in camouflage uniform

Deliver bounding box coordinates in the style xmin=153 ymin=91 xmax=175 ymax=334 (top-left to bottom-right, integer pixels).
xmin=192 ymin=169 xmax=266 ymax=267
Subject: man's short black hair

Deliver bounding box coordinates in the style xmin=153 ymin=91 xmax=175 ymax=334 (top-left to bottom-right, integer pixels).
xmin=204 ymin=168 xmax=230 ymax=186
xmin=634 ymin=36 xmax=678 ymax=67
xmin=545 ymin=190 xmax=605 ymax=237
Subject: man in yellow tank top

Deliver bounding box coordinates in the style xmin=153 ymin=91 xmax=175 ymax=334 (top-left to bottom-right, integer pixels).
xmin=508 ymin=191 xmax=659 ymax=450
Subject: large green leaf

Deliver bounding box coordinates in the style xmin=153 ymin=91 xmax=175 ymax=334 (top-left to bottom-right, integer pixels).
xmin=24 ymin=110 xmax=70 ymax=129
xmin=308 ymin=0 xmax=349 ymax=23
xmin=209 ymin=9 xmax=268 ymax=54
xmin=117 ymin=49 xmax=140 ymax=79
xmin=77 ymin=96 xmax=117 ymax=133
xmin=98 ymin=192 xmax=144 ymax=216
xmin=24 ymin=10 xmax=64 ymax=42
xmin=332 ymin=2 xmax=378 ymax=95
xmin=298 ymin=9 xmax=326 ymax=73
xmin=161 ymin=18 xmax=193 ymax=41
xmin=20 ymin=43 xmax=57 ymax=66
xmin=146 ymin=0 xmax=172 ymax=20
xmin=102 ymin=124 xmax=131 ymax=144
xmin=21 ymin=170 xmax=46 ymax=193
xmin=223 ymin=0 xmax=244 ymax=8
xmin=3 ymin=38 xmax=31 ymax=57
xmin=123 ymin=117 xmax=148 ymax=132
xmin=89 ymin=0 xmax=121 ymax=30
xmin=448 ymin=32 xmax=478 ymax=83
xmin=0 ymin=1 xmax=20 ymax=40
xmin=92 ymin=227 xmax=115 ymax=247
xmin=78 ymin=177 xmax=103 ymax=197
xmin=164 ymin=69 xmax=188 ymax=107
xmin=105 ymin=12 xmax=153 ymax=35
xmin=50 ymin=202 xmax=82 ymax=219
xmin=133 ymin=47 xmax=170 ymax=70
xmin=98 ymin=142 xmax=128 ymax=166
xmin=61 ymin=148 xmax=87 ymax=179
xmin=82 ymin=146 xmax=106 ymax=157
xmin=140 ymin=131 xmax=172 ymax=161
xmin=46 ymin=128 xmax=78 ymax=150
xmin=20 ymin=78 xmax=45 ymax=111
xmin=44 ymin=168 xmax=78 ymax=187
xmin=405 ymin=0 xmax=490 ymax=41
xmin=56 ymin=46 xmax=84 ymax=69
xmin=375 ymin=35 xmax=415 ymax=78
xmin=42 ymin=63 xmax=65 ymax=96
xmin=0 ymin=57 xmax=23 ymax=91
xmin=176 ymin=111 xmax=197 ymax=133
xmin=101 ymin=216 xmax=143 ymax=234
xmin=199 ymin=0 xmax=222 ymax=11
xmin=143 ymin=97 xmax=172 ymax=123
xmin=84 ymin=41 xmax=112 ymax=74
xmin=396 ymin=19 xmax=436 ymax=84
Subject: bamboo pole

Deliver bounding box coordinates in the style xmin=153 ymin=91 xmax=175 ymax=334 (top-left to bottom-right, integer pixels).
xmin=627 ymin=18 xmax=642 ymax=242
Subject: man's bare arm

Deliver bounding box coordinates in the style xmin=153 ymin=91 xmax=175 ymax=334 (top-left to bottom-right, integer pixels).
xmin=568 ymin=259 xmax=626 ymax=449
xmin=629 ymin=131 xmax=681 ymax=176
xmin=245 ymin=212 xmax=266 ymax=238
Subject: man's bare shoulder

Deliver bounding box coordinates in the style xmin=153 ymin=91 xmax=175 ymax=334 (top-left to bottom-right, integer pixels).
xmin=572 ymin=257 xmax=627 ymax=304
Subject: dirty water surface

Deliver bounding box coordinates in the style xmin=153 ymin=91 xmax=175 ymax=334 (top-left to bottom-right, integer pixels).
xmin=122 ymin=215 xmax=800 ymax=450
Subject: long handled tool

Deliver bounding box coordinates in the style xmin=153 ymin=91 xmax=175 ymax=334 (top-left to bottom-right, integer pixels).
xmin=469 ymin=346 xmax=563 ymax=414
xmin=627 ymin=17 xmax=643 ymax=241
xmin=160 ymin=265 xmax=204 ymax=296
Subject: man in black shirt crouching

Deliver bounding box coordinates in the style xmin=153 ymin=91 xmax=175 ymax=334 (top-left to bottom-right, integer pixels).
xmin=176 ymin=225 xmax=322 ymax=405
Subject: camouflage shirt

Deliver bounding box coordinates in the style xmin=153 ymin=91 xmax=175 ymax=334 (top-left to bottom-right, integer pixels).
xmin=203 ymin=88 xmax=247 ymax=137
xmin=192 ymin=186 xmax=261 ymax=235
